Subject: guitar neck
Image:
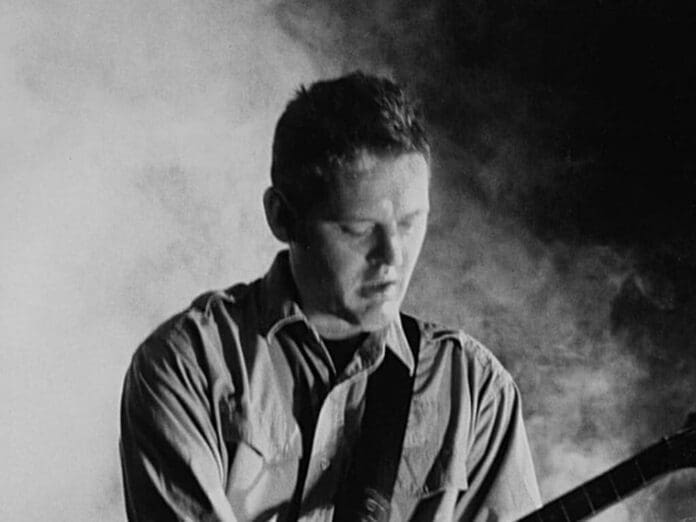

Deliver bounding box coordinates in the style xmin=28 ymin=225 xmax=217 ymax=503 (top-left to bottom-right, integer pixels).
xmin=518 ymin=437 xmax=675 ymax=522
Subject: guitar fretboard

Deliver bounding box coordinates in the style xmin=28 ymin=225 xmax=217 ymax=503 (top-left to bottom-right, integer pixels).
xmin=518 ymin=437 xmax=673 ymax=522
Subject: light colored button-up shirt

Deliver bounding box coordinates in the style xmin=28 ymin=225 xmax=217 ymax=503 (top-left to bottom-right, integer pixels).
xmin=120 ymin=252 xmax=541 ymax=521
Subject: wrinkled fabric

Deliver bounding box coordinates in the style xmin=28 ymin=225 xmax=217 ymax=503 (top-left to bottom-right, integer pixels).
xmin=120 ymin=252 xmax=541 ymax=522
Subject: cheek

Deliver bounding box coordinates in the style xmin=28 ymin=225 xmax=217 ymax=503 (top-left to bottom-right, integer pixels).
xmin=325 ymin=246 xmax=365 ymax=284
xmin=308 ymin=238 xmax=364 ymax=288
xmin=404 ymin=229 xmax=427 ymax=264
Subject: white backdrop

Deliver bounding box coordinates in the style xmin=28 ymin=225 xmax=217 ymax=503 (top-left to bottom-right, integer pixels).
xmin=0 ymin=2 xmax=325 ymax=519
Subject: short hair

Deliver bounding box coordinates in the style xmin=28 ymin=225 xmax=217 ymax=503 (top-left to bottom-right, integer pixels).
xmin=270 ymin=71 xmax=430 ymax=214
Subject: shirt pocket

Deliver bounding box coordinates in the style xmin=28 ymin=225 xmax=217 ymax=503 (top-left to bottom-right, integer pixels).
xmin=398 ymin=398 xmax=468 ymax=498
xmin=219 ymin=394 xmax=302 ymax=492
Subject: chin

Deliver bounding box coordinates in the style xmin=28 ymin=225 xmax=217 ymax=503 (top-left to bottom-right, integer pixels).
xmin=353 ymin=300 xmax=401 ymax=331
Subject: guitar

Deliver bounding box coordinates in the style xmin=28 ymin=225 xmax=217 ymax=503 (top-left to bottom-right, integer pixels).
xmin=517 ymin=413 xmax=696 ymax=521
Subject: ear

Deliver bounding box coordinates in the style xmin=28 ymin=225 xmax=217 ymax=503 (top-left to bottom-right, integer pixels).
xmin=263 ymin=187 xmax=292 ymax=243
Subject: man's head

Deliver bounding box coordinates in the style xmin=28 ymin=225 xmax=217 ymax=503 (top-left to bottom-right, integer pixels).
xmin=264 ymin=72 xmax=431 ymax=338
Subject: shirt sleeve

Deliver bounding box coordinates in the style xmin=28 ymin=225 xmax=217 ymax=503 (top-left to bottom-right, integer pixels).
xmin=455 ymin=373 xmax=542 ymax=522
xmin=119 ymin=337 xmax=238 ymax=522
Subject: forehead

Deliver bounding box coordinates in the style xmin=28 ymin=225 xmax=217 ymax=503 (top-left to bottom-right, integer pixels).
xmin=318 ymin=151 xmax=430 ymax=219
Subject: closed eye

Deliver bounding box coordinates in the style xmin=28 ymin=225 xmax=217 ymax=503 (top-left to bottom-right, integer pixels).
xmin=398 ymin=216 xmax=416 ymax=231
xmin=398 ymin=210 xmax=427 ymax=233
xmin=337 ymin=211 xmax=427 ymax=238
xmin=339 ymin=222 xmax=375 ymax=237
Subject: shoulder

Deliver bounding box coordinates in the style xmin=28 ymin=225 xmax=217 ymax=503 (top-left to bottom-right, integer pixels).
xmin=126 ymin=281 xmax=259 ymax=385
xmin=407 ymin=313 xmax=516 ymax=392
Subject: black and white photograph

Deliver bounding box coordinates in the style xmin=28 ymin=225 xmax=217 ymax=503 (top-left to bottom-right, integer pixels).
xmin=2 ymin=1 xmax=695 ymax=521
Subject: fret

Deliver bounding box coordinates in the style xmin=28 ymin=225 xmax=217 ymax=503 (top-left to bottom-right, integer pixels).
xmin=524 ymin=491 xmax=591 ymax=522
xmin=605 ymin=470 xmax=621 ymax=499
xmin=516 ymin=417 xmax=696 ymax=521
xmin=518 ymin=475 xmax=610 ymax=522
xmin=635 ymin=440 xmax=670 ymax=479
xmin=522 ymin=510 xmax=543 ymax=522
xmin=557 ymin=485 xmax=595 ymax=518
xmin=537 ymin=500 xmax=570 ymax=522
xmin=609 ymin=458 xmax=646 ymax=496
xmin=520 ymin=447 xmax=669 ymax=522
xmin=558 ymin=499 xmax=571 ymax=522
xmin=580 ymin=484 xmax=596 ymax=514
xmin=583 ymin=473 xmax=620 ymax=508
xmin=633 ymin=458 xmax=647 ymax=484
xmin=517 ymin=500 xmax=555 ymax=521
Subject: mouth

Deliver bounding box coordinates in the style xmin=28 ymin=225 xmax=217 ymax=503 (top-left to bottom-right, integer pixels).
xmin=361 ymin=280 xmax=400 ymax=299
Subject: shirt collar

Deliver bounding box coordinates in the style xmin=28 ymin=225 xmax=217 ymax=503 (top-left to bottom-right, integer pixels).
xmin=258 ymin=250 xmax=305 ymax=335
xmin=259 ymin=250 xmax=415 ymax=375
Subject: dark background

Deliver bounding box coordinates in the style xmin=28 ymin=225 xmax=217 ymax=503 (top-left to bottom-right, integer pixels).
xmin=278 ymin=1 xmax=696 ymax=519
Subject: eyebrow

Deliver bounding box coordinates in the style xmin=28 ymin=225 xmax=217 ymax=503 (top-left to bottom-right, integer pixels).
xmin=331 ymin=208 xmax=429 ymax=223
xmin=399 ymin=208 xmax=429 ymax=220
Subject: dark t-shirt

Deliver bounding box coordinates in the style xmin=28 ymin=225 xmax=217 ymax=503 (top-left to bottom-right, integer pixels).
xmin=322 ymin=333 xmax=368 ymax=378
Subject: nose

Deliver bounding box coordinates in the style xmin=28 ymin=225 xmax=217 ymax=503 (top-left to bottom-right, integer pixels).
xmin=370 ymin=223 xmax=403 ymax=268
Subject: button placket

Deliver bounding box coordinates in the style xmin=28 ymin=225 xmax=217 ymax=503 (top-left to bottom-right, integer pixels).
xmin=320 ymin=456 xmax=330 ymax=471
xmin=301 ymin=387 xmax=343 ymax=501
xmin=321 ymin=388 xmax=345 ymax=470
xmin=301 ymin=362 xmax=371 ymax=508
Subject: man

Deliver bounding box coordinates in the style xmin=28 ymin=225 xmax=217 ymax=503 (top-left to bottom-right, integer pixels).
xmin=120 ymin=72 xmax=541 ymax=521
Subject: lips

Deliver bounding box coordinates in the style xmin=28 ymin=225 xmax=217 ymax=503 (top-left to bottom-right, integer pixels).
xmin=361 ymin=280 xmax=400 ymax=299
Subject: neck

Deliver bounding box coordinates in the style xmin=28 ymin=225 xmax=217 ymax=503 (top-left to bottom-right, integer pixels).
xmin=288 ymin=253 xmax=368 ymax=340
xmin=303 ymin=309 xmax=365 ymax=340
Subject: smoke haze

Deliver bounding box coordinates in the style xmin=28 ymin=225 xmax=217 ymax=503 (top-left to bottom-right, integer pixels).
xmin=2 ymin=1 xmax=695 ymax=521
xmin=1 ymin=1 xmax=317 ymax=519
